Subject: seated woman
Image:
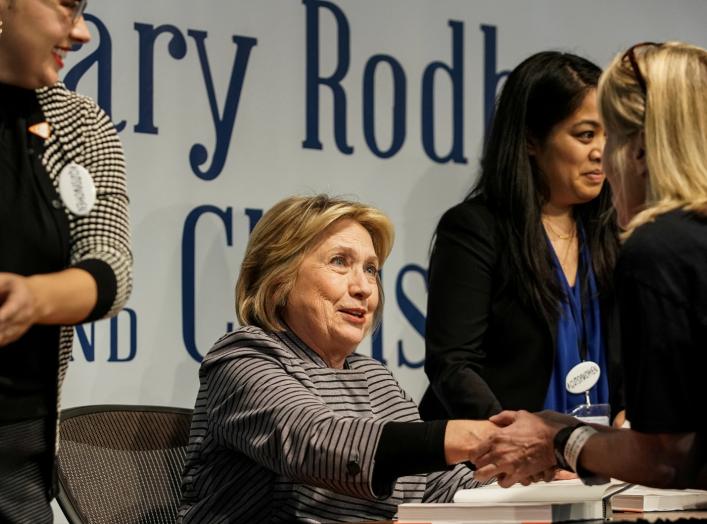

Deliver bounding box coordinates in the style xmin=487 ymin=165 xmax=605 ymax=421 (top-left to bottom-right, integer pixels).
xmin=420 ymin=51 xmax=623 ymax=423
xmin=178 ymin=195 xmax=496 ymax=523
xmin=473 ymin=42 xmax=707 ymax=490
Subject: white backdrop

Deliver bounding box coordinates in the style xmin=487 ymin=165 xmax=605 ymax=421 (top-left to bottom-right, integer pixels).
xmin=59 ymin=0 xmax=707 ymax=409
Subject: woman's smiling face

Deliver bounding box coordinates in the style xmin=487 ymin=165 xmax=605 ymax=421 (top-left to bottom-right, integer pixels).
xmin=530 ymin=89 xmax=607 ymax=208
xmin=0 ymin=0 xmax=91 ymax=89
xmin=282 ymin=218 xmax=380 ymax=368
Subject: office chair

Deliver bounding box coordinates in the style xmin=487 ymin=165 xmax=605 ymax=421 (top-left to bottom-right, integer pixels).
xmin=56 ymin=405 xmax=193 ymax=524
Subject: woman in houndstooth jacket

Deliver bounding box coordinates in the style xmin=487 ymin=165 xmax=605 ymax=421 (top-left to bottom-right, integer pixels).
xmin=0 ymin=1 xmax=132 ymax=521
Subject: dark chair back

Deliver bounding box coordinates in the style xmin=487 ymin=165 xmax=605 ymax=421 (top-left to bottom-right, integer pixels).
xmin=56 ymin=405 xmax=192 ymax=524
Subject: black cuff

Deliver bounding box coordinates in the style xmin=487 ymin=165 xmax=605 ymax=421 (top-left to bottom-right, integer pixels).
xmin=72 ymin=259 xmax=117 ymax=321
xmin=372 ymin=420 xmax=448 ymax=497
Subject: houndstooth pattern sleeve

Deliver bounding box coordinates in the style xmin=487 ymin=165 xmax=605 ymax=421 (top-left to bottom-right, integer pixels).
xmin=35 ymin=82 xmax=133 ymax=395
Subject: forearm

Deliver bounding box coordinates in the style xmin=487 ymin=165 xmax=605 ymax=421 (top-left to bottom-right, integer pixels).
xmin=27 ymin=268 xmax=98 ymax=324
xmin=373 ymin=421 xmax=448 ymax=496
xmin=371 ymin=419 xmax=497 ymax=496
xmin=579 ymin=430 xmax=701 ymax=488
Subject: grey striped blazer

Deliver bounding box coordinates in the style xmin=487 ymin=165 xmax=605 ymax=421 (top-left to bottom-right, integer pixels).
xmin=35 ymin=82 xmax=132 ymax=413
xmin=179 ymin=326 xmax=480 ymax=523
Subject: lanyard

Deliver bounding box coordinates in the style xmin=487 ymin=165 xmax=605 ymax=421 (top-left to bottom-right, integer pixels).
xmin=566 ymin=267 xmax=590 ymax=362
xmin=546 ymin=228 xmax=591 ymax=363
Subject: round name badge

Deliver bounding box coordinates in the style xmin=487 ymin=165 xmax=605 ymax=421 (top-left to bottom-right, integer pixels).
xmin=58 ymin=163 xmax=96 ymax=216
xmin=565 ymin=361 xmax=601 ymax=395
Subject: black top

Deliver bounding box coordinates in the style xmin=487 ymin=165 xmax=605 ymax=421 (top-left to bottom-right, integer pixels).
xmin=0 ymin=84 xmax=68 ymax=419
xmin=616 ymin=209 xmax=707 ymax=434
xmin=419 ymin=196 xmax=623 ymax=420
xmin=373 ymin=420 xmax=448 ymax=495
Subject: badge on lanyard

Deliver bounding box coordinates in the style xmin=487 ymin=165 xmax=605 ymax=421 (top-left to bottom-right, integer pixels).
xmin=58 ymin=163 xmax=96 ymax=216
xmin=565 ymin=360 xmax=601 ymax=396
xmin=566 ymin=361 xmax=610 ymax=425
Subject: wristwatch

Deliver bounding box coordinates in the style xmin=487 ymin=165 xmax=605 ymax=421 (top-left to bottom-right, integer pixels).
xmin=552 ymin=423 xmax=585 ymax=471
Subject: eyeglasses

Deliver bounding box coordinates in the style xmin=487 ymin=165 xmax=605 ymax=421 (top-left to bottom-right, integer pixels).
xmin=60 ymin=0 xmax=88 ymax=22
xmin=622 ymin=42 xmax=662 ymax=94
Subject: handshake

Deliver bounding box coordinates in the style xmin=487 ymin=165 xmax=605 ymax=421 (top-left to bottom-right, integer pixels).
xmin=445 ymin=410 xmax=585 ymax=487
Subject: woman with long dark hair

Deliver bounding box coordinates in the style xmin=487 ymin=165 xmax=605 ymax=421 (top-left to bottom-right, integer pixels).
xmin=420 ymin=51 xmax=622 ymax=423
xmin=473 ymin=42 xmax=707 ymax=490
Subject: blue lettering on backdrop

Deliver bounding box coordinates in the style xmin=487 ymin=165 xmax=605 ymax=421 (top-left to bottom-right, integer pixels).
xmin=396 ymin=264 xmax=427 ymax=369
xmin=74 ymin=322 xmax=96 ymax=362
xmin=302 ymin=0 xmax=353 ymax=154
xmin=421 ymin=20 xmax=466 ymax=164
xmin=182 ymin=206 xmax=234 ymax=362
xmin=64 ymin=14 xmax=126 ymax=132
xmin=188 ymin=31 xmax=258 ymax=181
xmin=133 ymin=24 xmax=257 ymax=180
xmin=108 ymin=308 xmax=138 ymax=362
xmin=65 ymin=12 xmax=507 ymax=175
xmin=362 ymin=56 xmax=407 ymax=159
xmin=133 ymin=23 xmax=188 ymax=135
xmin=481 ymin=24 xmax=511 ymax=134
xmin=244 ymin=208 xmax=263 ymax=233
xmin=370 ymin=270 xmax=386 ymax=365
xmin=73 ymin=307 xmax=138 ymax=362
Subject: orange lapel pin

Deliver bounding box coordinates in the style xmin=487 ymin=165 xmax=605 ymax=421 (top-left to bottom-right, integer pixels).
xmin=28 ymin=122 xmax=52 ymax=139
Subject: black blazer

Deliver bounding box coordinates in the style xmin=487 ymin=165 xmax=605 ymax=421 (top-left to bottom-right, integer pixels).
xmin=419 ymin=196 xmax=623 ymax=421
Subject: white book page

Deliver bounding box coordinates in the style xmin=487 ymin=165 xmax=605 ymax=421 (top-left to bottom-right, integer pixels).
xmin=454 ymin=478 xmax=626 ymax=504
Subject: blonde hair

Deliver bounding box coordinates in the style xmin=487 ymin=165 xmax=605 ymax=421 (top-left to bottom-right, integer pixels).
xmin=236 ymin=194 xmax=395 ymax=332
xmin=598 ymin=42 xmax=707 ymax=237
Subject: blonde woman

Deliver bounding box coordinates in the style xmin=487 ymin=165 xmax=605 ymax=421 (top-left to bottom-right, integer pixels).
xmin=470 ymin=42 xmax=707 ymax=490
xmin=179 ymin=195 xmax=495 ymax=523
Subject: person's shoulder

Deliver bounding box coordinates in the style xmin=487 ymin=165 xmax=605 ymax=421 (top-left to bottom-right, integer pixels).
xmin=202 ymin=326 xmax=289 ymax=367
xmin=622 ymin=209 xmax=707 ymax=263
xmin=347 ymin=352 xmax=391 ymax=373
xmin=618 ymin=210 xmax=707 ymax=296
xmin=36 ymin=82 xmax=94 ymax=113
xmin=438 ymin=194 xmax=495 ymax=234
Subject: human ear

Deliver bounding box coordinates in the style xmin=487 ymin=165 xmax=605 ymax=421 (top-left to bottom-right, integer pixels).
xmin=629 ymin=132 xmax=647 ymax=178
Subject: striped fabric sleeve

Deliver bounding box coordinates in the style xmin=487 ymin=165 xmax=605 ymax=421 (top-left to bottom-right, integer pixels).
xmin=205 ymin=350 xmax=387 ymax=501
xmin=422 ymin=463 xmax=485 ymax=502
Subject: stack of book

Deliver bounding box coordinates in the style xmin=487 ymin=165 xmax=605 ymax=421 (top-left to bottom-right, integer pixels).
xmin=397 ymin=479 xmax=707 ymax=523
xmin=398 ymin=479 xmax=626 ymax=523
xmin=611 ymin=485 xmax=707 ymax=512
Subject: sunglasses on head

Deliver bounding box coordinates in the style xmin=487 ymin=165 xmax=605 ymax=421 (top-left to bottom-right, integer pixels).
xmin=622 ymin=42 xmax=662 ymax=93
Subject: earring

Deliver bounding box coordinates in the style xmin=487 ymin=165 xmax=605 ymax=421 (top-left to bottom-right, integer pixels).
xmin=0 ymin=19 xmax=4 ymax=37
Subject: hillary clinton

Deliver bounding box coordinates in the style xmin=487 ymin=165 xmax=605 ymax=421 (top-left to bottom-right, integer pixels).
xmin=178 ymin=195 xmax=494 ymax=523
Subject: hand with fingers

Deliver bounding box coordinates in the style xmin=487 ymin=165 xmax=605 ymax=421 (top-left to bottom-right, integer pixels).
xmin=472 ymin=410 xmax=564 ymax=487
xmin=0 ymin=273 xmax=39 ymax=347
xmin=444 ymin=419 xmax=499 ymax=466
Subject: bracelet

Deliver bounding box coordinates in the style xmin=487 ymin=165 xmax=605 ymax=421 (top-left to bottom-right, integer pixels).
xmin=552 ymin=424 xmax=582 ymax=471
xmin=564 ymin=425 xmax=598 ymax=473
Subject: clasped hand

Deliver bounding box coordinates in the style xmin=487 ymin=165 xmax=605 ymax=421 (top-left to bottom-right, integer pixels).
xmin=447 ymin=410 xmax=575 ymax=487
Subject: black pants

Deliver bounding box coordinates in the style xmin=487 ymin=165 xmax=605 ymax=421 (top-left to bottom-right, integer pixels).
xmin=0 ymin=417 xmax=54 ymax=524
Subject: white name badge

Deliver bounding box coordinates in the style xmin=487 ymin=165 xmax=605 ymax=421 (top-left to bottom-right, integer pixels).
xmin=565 ymin=361 xmax=601 ymax=395
xmin=58 ymin=163 xmax=96 ymax=216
